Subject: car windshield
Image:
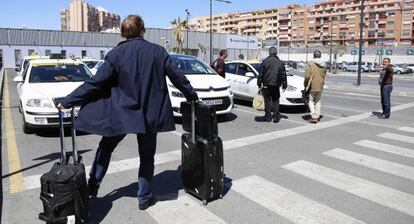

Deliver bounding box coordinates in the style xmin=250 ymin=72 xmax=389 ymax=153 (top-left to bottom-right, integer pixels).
xmin=251 ymin=63 xmax=261 ymax=72
xmin=84 ymin=61 xmax=98 ymax=69
xmin=170 ymin=56 xmax=216 ymax=75
xmin=29 ymin=64 xmax=92 ymax=83
xmin=95 ymin=61 xmax=104 ymax=69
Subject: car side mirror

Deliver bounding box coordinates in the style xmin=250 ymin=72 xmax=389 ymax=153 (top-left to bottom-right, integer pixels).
xmin=13 ymin=76 xmax=24 ymax=82
xmin=245 ymin=72 xmax=255 ymax=77
xmin=15 ymin=67 xmax=21 ymax=72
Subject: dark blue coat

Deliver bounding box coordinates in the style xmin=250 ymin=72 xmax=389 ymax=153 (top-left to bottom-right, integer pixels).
xmin=62 ymin=37 xmax=197 ymax=136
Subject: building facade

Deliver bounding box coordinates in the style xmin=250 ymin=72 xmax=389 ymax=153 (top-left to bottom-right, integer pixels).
xmin=60 ymin=0 xmax=120 ymax=32
xmin=190 ymin=0 xmax=414 ymax=47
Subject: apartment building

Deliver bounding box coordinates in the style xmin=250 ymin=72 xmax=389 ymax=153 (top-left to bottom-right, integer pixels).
xmin=60 ymin=0 xmax=120 ymax=32
xmin=190 ymin=0 xmax=414 ymax=47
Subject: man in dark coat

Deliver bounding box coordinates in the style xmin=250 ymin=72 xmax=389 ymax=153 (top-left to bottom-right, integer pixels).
xmin=256 ymin=47 xmax=287 ymax=123
xmin=211 ymin=49 xmax=228 ymax=78
xmin=59 ymin=15 xmax=198 ymax=210
xmin=378 ymin=58 xmax=394 ymax=119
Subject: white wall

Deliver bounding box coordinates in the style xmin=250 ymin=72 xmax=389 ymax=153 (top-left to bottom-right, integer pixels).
xmin=0 ymin=45 xmax=114 ymax=68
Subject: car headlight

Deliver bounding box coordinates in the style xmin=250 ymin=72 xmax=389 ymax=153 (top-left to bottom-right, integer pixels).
xmin=26 ymin=99 xmax=53 ymax=108
xmin=286 ymin=85 xmax=297 ymax=92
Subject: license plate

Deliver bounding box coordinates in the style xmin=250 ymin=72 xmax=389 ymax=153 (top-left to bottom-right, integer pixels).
xmin=204 ymin=99 xmax=223 ymax=106
xmin=61 ymin=110 xmax=79 ymax=118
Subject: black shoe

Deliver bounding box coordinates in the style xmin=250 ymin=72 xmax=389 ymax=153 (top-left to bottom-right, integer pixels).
xmin=88 ymin=183 xmax=99 ymax=197
xmin=255 ymin=116 xmax=272 ymax=122
xmin=273 ymin=116 xmax=280 ymax=123
xmin=139 ymin=197 xmax=156 ymax=210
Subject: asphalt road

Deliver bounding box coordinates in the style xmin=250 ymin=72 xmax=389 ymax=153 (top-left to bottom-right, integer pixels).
xmin=2 ymin=69 xmax=414 ymax=224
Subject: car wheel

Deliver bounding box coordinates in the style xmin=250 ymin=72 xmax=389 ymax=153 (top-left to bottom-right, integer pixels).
xmin=344 ymin=68 xmax=348 ymax=72
xmin=22 ymin=113 xmax=35 ymax=134
xmin=397 ymin=70 xmax=401 ymax=74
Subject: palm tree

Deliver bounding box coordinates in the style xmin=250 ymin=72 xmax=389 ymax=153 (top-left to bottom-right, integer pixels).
xmin=171 ymin=17 xmax=187 ymax=54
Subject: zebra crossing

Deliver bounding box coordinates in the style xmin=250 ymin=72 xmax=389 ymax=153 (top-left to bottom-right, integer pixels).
xmin=141 ymin=124 xmax=414 ymax=224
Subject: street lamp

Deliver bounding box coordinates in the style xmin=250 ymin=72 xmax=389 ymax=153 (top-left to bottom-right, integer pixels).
xmin=185 ymin=9 xmax=191 ymax=51
xmin=356 ymin=0 xmax=365 ymax=86
xmin=210 ymin=0 xmax=232 ymax=64
xmin=329 ymin=8 xmax=336 ymax=72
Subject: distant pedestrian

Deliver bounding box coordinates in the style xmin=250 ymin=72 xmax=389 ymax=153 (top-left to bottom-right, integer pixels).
xmin=256 ymin=47 xmax=287 ymax=123
xmin=304 ymin=50 xmax=326 ymax=124
xmin=58 ymin=15 xmax=198 ymax=211
xmin=211 ymin=49 xmax=228 ymax=78
xmin=378 ymin=58 xmax=393 ymax=119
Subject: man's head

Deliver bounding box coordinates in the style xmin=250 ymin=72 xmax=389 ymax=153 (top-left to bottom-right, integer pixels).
xmin=220 ymin=49 xmax=228 ymax=59
xmin=383 ymin=58 xmax=391 ymax=67
xmin=269 ymin=47 xmax=277 ymax=56
xmin=121 ymin=15 xmax=145 ymax=39
xmin=313 ymin=50 xmax=322 ymax=59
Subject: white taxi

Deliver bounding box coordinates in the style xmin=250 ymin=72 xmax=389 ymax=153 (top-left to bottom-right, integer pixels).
xmin=168 ymin=54 xmax=233 ymax=116
xmin=13 ymin=59 xmax=92 ymax=133
xmin=225 ymin=60 xmax=305 ymax=106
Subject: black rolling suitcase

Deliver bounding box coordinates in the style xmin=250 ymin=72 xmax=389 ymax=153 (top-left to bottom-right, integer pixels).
xmin=181 ymin=101 xmax=224 ymax=205
xmin=39 ymin=108 xmax=89 ymax=224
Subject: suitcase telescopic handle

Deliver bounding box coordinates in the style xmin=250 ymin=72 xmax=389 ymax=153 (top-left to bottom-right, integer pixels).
xmin=58 ymin=107 xmax=78 ymax=165
xmin=191 ymin=101 xmax=196 ymax=143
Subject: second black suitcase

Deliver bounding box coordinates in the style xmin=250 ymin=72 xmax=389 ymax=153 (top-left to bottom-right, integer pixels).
xmin=181 ymin=101 xmax=218 ymax=139
xmin=181 ymin=102 xmax=224 ymax=205
xmin=39 ymin=108 xmax=89 ymax=224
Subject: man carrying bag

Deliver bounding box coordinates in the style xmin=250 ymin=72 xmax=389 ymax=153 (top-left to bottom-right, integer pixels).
xmin=256 ymin=47 xmax=287 ymax=123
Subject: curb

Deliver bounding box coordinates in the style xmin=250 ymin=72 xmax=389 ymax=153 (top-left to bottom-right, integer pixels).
xmin=325 ymin=85 xmax=414 ymax=97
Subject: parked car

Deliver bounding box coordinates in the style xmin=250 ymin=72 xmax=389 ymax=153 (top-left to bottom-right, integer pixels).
xmin=13 ymin=59 xmax=92 ymax=133
xmin=225 ymin=60 xmax=305 ymax=106
xmin=392 ymin=64 xmax=409 ymax=74
xmin=89 ymin=60 xmax=104 ymax=75
xmin=15 ymin=55 xmax=49 ymax=76
xmin=342 ymin=62 xmax=371 ymax=72
xmin=168 ymin=54 xmax=233 ymax=116
xmin=403 ymin=63 xmax=414 ymax=72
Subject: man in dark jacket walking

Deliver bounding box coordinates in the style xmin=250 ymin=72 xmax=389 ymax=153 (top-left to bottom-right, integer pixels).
xmin=59 ymin=15 xmax=198 ymax=210
xmin=256 ymin=47 xmax=287 ymax=123
xmin=211 ymin=49 xmax=228 ymax=78
xmin=378 ymin=58 xmax=394 ymax=119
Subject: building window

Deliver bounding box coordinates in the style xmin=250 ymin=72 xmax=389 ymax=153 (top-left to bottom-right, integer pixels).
xmin=15 ymin=49 xmax=22 ymax=67
xmin=61 ymin=50 xmax=66 ymax=59
xmin=28 ymin=49 xmax=35 ymax=56
xmin=387 ymin=21 xmax=394 ymax=26
xmin=100 ymin=50 xmax=105 ymax=60
xmin=378 ymin=24 xmax=386 ymax=28
xmin=369 ymin=21 xmax=376 ymax=28
xmin=340 ymin=15 xmax=347 ymax=21
xmin=368 ymin=31 xmax=376 ymax=37
xmin=386 ymin=30 xmax=394 ymax=35
xmin=45 ymin=50 xmax=51 ymax=56
xmin=81 ymin=50 xmax=87 ymax=58
xmin=388 ymin=12 xmax=395 ymax=17
xmin=402 ymin=30 xmax=411 ymax=36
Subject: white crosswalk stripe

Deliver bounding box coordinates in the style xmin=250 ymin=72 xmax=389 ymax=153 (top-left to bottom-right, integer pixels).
xmin=282 ymin=160 xmax=414 ymax=217
xmin=354 ymin=140 xmax=414 ymax=159
xmin=146 ymin=195 xmax=226 ymax=224
xmin=378 ymin=132 xmax=414 ymax=144
xmin=323 ymin=148 xmax=414 ymax=181
xmin=232 ymin=175 xmax=365 ymax=224
xmin=398 ymin=127 xmax=414 ymax=134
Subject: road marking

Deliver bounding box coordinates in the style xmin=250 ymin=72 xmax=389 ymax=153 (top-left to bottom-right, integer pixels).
xmin=323 ymin=148 xmax=414 ymax=181
xmin=233 ymin=107 xmax=309 ymax=126
xmin=21 ymin=101 xmax=414 ymax=191
xmin=355 ymin=121 xmax=402 ymax=129
xmin=146 ymin=195 xmax=226 ymax=224
xmin=398 ymin=127 xmax=414 ymax=134
xmin=3 ymin=71 xmax=25 ymax=193
xmin=282 ymin=160 xmax=414 ymax=217
xmin=378 ymin=132 xmax=414 ymax=144
xmin=355 ymin=140 xmax=414 ymax=159
xmin=232 ymin=175 xmax=365 ymax=224
xmin=344 ymin=93 xmax=379 ymax=98
xmin=323 ymin=93 xmax=404 ymax=104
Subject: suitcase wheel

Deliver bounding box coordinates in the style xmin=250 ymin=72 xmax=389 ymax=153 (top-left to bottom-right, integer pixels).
xmin=219 ymin=194 xmax=223 ymax=199
xmin=202 ymin=200 xmax=208 ymax=206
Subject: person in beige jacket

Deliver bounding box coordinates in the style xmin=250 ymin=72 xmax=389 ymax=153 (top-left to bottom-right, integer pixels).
xmin=304 ymin=50 xmax=326 ymax=123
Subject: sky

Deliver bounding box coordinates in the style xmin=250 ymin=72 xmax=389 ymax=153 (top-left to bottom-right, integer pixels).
xmin=0 ymin=0 xmax=319 ymax=30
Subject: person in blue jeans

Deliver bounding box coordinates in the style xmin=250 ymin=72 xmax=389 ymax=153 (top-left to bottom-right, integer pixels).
xmin=58 ymin=15 xmax=198 ymax=210
xmin=378 ymin=58 xmax=393 ymax=119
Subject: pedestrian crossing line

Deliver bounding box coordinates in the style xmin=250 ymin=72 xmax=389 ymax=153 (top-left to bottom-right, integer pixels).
xmin=282 ymin=160 xmax=414 ymax=217
xmin=146 ymin=195 xmax=226 ymax=224
xmin=323 ymin=148 xmax=414 ymax=181
xmin=398 ymin=127 xmax=414 ymax=134
xmin=232 ymin=175 xmax=366 ymax=224
xmin=354 ymin=140 xmax=414 ymax=159
xmin=378 ymin=132 xmax=414 ymax=144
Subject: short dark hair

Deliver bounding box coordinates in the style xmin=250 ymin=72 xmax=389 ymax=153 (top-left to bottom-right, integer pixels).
xmin=269 ymin=47 xmax=277 ymax=56
xmin=313 ymin=50 xmax=322 ymax=58
xmin=121 ymin=15 xmax=145 ymax=39
xmin=219 ymin=49 xmax=227 ymax=56
xmin=383 ymin=58 xmax=391 ymax=63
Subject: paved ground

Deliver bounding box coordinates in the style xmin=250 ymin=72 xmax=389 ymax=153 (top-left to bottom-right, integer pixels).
xmin=2 ymin=69 xmax=414 ymax=223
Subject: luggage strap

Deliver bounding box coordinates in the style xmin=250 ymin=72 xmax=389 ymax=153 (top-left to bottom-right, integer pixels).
xmin=58 ymin=108 xmax=79 ymax=165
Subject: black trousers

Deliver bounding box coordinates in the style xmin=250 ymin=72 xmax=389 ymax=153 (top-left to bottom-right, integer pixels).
xmin=262 ymin=85 xmax=280 ymax=119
